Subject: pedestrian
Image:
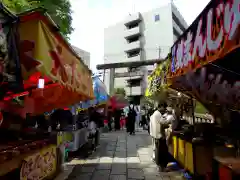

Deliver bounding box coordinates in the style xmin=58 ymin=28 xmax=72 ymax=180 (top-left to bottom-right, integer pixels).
xmin=164 ymin=107 xmax=177 ymax=146
xmin=141 ymin=106 xmax=147 ymax=129
xmin=135 ymin=106 xmax=140 ymax=131
xmin=88 ymin=107 xmax=102 ymax=148
xmin=107 ymin=107 xmax=113 ymax=131
xmin=114 ymin=109 xmax=121 ymax=130
xmin=88 ymin=107 xmax=97 ymax=151
xmin=149 ymin=103 xmax=171 ymax=171
xmin=127 ymin=101 xmax=137 ymax=135
xmin=147 ymin=107 xmax=154 ymax=134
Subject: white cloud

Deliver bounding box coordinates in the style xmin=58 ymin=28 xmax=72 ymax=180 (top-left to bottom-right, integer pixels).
xmin=70 ymin=0 xmax=210 ymax=72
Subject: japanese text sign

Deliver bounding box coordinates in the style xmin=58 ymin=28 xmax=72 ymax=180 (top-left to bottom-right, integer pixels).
xmin=170 ymin=0 xmax=240 ymax=77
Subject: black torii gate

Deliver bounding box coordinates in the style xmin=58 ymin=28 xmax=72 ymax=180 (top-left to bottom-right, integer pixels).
xmin=96 ymin=59 xmax=165 ymax=96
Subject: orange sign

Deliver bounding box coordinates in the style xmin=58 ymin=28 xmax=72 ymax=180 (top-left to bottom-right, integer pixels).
xmin=170 ymin=0 xmax=240 ymax=78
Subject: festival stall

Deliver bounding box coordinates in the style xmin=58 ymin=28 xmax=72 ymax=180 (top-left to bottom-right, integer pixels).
xmin=167 ymin=0 xmax=240 ymax=179
xmin=66 ymin=76 xmax=108 ymax=152
xmin=0 ymin=8 xmax=94 ymax=180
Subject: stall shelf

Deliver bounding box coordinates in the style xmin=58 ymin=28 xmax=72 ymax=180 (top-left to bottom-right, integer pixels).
xmin=60 ymin=76 xmax=108 ymax=153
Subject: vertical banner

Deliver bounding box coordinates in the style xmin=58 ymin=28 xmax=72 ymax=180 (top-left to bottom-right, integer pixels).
xmin=0 ymin=3 xmax=22 ymax=98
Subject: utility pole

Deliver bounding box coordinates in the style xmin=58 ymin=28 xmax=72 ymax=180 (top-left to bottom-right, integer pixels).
xmin=158 ymin=46 xmax=161 ymax=60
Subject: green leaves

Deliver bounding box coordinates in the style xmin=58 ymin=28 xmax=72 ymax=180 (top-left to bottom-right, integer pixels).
xmin=2 ymin=0 xmax=73 ymax=38
xmin=114 ymin=88 xmax=126 ymax=97
xmin=3 ymin=0 xmax=32 ymax=13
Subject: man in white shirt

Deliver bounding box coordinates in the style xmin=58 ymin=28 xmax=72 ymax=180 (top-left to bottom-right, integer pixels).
xmin=149 ymin=103 xmax=171 ymax=170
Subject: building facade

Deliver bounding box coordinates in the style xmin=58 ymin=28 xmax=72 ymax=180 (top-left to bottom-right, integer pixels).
xmin=103 ymin=3 xmax=188 ymax=98
xmin=73 ymin=46 xmax=91 ymax=68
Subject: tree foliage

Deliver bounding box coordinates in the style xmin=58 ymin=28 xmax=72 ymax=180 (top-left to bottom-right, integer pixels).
xmin=2 ymin=0 xmax=73 ymax=38
xmin=114 ymin=88 xmax=126 ymax=97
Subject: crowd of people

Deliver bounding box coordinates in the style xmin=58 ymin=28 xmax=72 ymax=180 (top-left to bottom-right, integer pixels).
xmin=88 ymin=102 xmax=179 ymax=172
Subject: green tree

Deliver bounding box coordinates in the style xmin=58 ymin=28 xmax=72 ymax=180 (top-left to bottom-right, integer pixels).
xmin=114 ymin=88 xmax=126 ymax=97
xmin=2 ymin=0 xmax=73 ymax=38
xmin=2 ymin=0 xmax=32 ymax=12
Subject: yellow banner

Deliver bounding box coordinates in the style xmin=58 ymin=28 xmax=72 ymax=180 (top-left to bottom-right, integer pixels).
xmin=145 ymin=60 xmax=169 ymax=97
xmin=20 ymin=145 xmax=57 ymax=180
xmin=19 ymin=18 xmax=94 ymax=99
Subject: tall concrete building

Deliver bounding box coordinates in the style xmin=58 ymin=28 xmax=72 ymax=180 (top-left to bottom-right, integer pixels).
xmin=103 ymin=2 xmax=188 ymax=100
xmin=73 ymin=46 xmax=91 ymax=68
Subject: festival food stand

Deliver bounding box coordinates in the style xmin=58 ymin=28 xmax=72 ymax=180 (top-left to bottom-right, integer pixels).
xmin=0 ymin=8 xmax=94 ymax=180
xmin=167 ymin=0 xmax=240 ymax=179
xmin=64 ymin=76 xmax=108 ymax=152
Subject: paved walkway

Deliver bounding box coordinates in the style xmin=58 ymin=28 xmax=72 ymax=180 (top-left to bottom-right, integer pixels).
xmin=59 ymin=130 xmax=183 ymax=180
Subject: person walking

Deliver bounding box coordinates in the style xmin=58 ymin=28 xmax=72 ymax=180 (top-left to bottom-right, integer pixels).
xmin=135 ymin=106 xmax=140 ymax=131
xmin=107 ymin=107 xmax=113 ymax=131
xmin=140 ymin=106 xmax=147 ymax=129
xmin=114 ymin=109 xmax=121 ymax=130
xmin=88 ymin=107 xmax=102 ymax=146
xmin=149 ymin=103 xmax=171 ymax=171
xmin=127 ymin=102 xmax=137 ymax=135
xmin=88 ymin=108 xmax=97 ymax=151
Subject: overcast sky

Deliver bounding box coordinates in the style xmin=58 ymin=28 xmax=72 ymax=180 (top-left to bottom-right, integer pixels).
xmin=69 ymin=0 xmax=210 ymax=71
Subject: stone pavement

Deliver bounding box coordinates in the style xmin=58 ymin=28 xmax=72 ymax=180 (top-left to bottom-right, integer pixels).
xmin=61 ymin=130 xmax=183 ymax=180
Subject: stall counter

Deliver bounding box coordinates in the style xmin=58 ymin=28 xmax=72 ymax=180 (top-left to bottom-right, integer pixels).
xmin=68 ymin=128 xmax=88 ymax=152
xmin=168 ymin=133 xmax=213 ymax=177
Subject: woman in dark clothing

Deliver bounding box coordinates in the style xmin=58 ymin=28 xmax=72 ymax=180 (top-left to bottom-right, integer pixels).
xmin=114 ymin=109 xmax=121 ymax=130
xmin=128 ymin=103 xmax=137 ymax=135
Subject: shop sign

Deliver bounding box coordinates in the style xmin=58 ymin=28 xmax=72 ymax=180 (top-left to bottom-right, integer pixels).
xmin=20 ymin=145 xmax=56 ymax=180
xmin=170 ymin=0 xmax=240 ymax=77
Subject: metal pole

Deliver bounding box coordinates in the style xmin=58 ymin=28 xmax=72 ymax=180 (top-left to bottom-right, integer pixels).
xmin=103 ymin=69 xmax=106 ymax=83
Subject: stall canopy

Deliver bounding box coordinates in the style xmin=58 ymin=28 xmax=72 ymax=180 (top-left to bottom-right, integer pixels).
xmin=77 ymin=76 xmax=108 ymax=110
xmin=109 ymin=95 xmax=129 ymax=110
xmin=0 ymin=3 xmax=22 ymax=98
xmin=8 ymin=9 xmax=94 ymax=115
xmin=168 ymin=0 xmax=240 ymax=111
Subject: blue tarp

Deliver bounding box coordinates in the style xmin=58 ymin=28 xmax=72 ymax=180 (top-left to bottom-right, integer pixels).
xmin=78 ymin=76 xmax=108 ymax=109
xmin=45 ymin=76 xmax=108 ymax=115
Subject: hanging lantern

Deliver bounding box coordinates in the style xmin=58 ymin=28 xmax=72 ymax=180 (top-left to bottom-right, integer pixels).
xmin=38 ymin=78 xmax=45 ymax=89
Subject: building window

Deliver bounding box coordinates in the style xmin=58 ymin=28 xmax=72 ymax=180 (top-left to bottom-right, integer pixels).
xmin=127 ymin=22 xmax=139 ymax=29
xmin=127 ymin=35 xmax=140 ymax=43
xmin=127 ymin=50 xmax=140 ymax=58
xmin=155 ymin=14 xmax=160 ymax=21
xmin=172 ymin=12 xmax=186 ymax=32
